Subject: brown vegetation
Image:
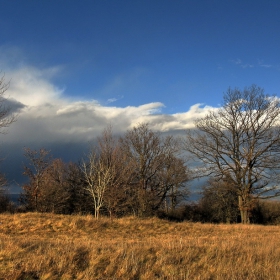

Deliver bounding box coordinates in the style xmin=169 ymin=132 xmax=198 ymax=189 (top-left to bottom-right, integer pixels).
xmin=20 ymin=124 xmax=190 ymax=217
xmin=0 ymin=213 xmax=280 ymax=279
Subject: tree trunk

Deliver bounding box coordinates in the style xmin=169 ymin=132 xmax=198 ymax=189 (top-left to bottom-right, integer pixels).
xmin=138 ymin=186 xmax=147 ymax=217
xmin=238 ymin=195 xmax=250 ymax=224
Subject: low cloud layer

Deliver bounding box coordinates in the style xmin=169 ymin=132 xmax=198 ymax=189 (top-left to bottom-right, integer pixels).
xmin=1 ymin=64 xmax=217 ymax=192
xmin=3 ymin=65 xmax=217 ymax=145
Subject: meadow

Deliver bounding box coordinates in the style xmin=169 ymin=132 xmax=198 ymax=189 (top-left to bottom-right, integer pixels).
xmin=0 ymin=213 xmax=280 ymax=280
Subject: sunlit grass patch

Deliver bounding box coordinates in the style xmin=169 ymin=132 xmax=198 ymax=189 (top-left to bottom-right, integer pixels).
xmin=0 ymin=213 xmax=280 ymax=279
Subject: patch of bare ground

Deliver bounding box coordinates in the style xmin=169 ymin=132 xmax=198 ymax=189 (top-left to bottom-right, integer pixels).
xmin=0 ymin=213 xmax=279 ymax=279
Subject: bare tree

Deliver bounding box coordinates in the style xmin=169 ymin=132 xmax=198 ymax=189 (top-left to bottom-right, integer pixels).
xmin=81 ymin=150 xmax=115 ymax=219
xmin=120 ymin=123 xmax=189 ymax=216
xmin=199 ymin=178 xmax=239 ymax=223
xmin=0 ymin=172 xmax=11 ymax=213
xmin=97 ymin=126 xmax=135 ymax=217
xmin=0 ymin=74 xmax=16 ymax=204
xmin=185 ymin=85 xmax=280 ymax=223
xmin=66 ymin=162 xmax=92 ymax=214
xmin=160 ymin=156 xmax=190 ymax=213
xmin=0 ymin=74 xmax=16 ymax=132
xmin=38 ymin=159 xmax=71 ymax=214
xmin=22 ymin=148 xmax=52 ymax=211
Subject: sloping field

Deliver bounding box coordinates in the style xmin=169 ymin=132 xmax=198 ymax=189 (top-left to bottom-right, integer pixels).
xmin=0 ymin=213 xmax=279 ymax=279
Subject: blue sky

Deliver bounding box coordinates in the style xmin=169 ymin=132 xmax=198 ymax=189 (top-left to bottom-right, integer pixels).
xmin=0 ymin=1 xmax=280 ymax=192
xmin=1 ymin=1 xmax=280 ymax=112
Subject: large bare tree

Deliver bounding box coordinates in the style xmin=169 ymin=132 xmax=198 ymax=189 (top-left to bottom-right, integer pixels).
xmin=185 ymin=85 xmax=280 ymax=223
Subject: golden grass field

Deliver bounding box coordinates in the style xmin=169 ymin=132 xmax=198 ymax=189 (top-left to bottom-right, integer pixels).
xmin=0 ymin=213 xmax=280 ymax=279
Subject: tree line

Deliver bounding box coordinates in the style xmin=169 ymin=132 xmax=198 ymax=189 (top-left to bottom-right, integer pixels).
xmin=18 ymin=123 xmax=189 ymax=218
xmin=1 ymin=75 xmax=280 ymax=224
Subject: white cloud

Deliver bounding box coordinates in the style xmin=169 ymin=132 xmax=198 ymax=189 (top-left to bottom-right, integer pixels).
xmin=107 ymin=95 xmax=124 ymax=103
xmin=107 ymin=98 xmax=117 ymax=103
xmin=138 ymin=104 xmax=217 ymax=131
xmin=0 ymin=64 xmax=217 ymax=147
xmin=0 ymin=61 xmax=219 ymax=191
xmin=7 ymin=66 xmax=64 ymax=107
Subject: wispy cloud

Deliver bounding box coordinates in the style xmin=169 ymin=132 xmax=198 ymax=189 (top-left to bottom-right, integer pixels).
xmin=260 ymin=64 xmax=273 ymax=68
xmin=107 ymin=95 xmax=124 ymax=104
xmin=231 ymin=58 xmax=276 ymax=69
xmin=107 ymin=98 xmax=117 ymax=103
xmin=231 ymin=59 xmax=254 ymax=68
xmin=232 ymin=58 xmax=242 ymax=65
xmin=257 ymin=59 xmax=273 ymax=68
xmin=241 ymin=64 xmax=254 ymax=69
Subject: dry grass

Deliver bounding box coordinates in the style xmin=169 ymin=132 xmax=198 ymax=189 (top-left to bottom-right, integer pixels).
xmin=0 ymin=213 xmax=280 ymax=279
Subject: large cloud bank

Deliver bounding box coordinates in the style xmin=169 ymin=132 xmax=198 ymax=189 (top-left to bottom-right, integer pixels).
xmin=1 ymin=64 xmax=217 ymax=192
xmin=3 ymin=65 xmax=216 ymax=146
